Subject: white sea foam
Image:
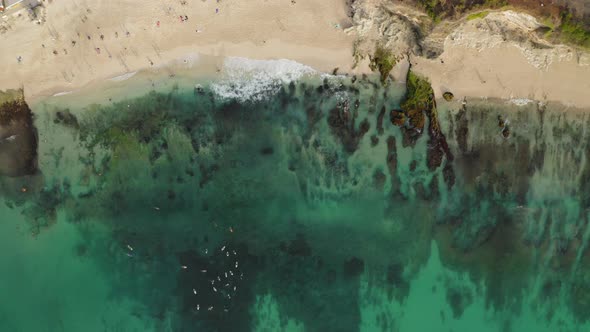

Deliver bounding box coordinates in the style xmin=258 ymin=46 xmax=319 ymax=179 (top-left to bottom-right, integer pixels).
xmin=52 ymin=91 xmax=73 ymax=97
xmin=210 ymin=57 xmax=318 ymax=102
xmin=109 ymin=71 xmax=137 ymax=82
xmin=510 ymin=98 xmax=534 ymax=106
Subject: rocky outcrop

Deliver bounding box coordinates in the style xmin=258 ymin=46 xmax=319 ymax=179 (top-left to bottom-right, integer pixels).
xmin=327 ymin=99 xmax=371 ymax=153
xmin=347 ymin=1 xmax=590 ymax=70
xmin=0 ymin=89 xmax=38 ymax=177
xmin=445 ymin=10 xmax=586 ymax=69
xmin=346 ymin=1 xmax=429 ymax=58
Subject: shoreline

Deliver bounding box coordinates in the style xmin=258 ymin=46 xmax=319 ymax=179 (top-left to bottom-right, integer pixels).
xmin=412 ymin=43 xmax=590 ymax=109
xmin=0 ymin=0 xmax=364 ymax=104
xmin=25 ymin=38 xmax=374 ymax=106
xmin=1 ymin=0 xmax=589 ymax=109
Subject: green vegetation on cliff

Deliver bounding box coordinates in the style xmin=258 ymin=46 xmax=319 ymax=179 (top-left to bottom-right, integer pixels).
xmin=401 ymin=70 xmax=434 ymax=112
xmin=411 ymin=0 xmax=590 ymax=48
xmin=369 ymin=45 xmax=398 ymax=84
xmin=557 ymin=12 xmax=590 ymax=48
xmin=417 ymin=0 xmax=507 ymax=22
xmin=466 ymin=10 xmax=489 ymax=21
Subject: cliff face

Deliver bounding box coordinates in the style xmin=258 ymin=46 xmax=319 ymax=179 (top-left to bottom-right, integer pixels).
xmin=405 ymin=0 xmax=589 ymax=22
xmin=347 ymin=0 xmax=590 ymax=70
xmin=402 ymin=0 xmax=590 ymax=47
xmin=0 ymin=89 xmax=38 ymax=177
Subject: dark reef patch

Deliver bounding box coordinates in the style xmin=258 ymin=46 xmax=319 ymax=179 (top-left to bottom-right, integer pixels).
xmin=343 ymin=257 xmax=365 ymax=277
xmin=53 ymin=109 xmax=80 ymax=129
xmin=8 ymin=73 xmax=590 ymax=331
xmin=446 ymin=285 xmax=473 ymax=319
xmin=327 ymin=100 xmax=371 ymax=153
xmin=0 ymin=91 xmax=38 ymax=177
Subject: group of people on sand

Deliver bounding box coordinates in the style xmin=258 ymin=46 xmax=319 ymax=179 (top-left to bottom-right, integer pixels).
xmin=16 ymin=0 xmax=229 ymax=65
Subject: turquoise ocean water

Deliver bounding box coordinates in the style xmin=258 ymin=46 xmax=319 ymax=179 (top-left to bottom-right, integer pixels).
xmin=1 ymin=65 xmax=590 ymax=332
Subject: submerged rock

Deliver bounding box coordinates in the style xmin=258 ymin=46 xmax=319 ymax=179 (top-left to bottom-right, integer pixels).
xmin=53 ymin=109 xmax=79 ymax=129
xmin=376 ymin=106 xmax=386 ymax=135
xmin=454 ymin=108 xmax=469 ymax=154
xmin=327 ymin=100 xmax=370 ymax=153
xmin=446 ymin=285 xmax=473 ymax=319
xmin=407 ymin=109 xmax=425 ymax=131
xmin=343 ymin=257 xmax=365 ymax=277
xmin=502 ymin=125 xmax=511 ymax=138
xmin=390 ymin=109 xmax=406 ymax=127
xmin=373 ymin=169 xmax=386 ymax=190
xmin=0 ymin=89 xmax=38 ymax=177
xmin=370 ymin=135 xmax=379 ymax=147
xmin=386 ymin=136 xmax=401 ymax=194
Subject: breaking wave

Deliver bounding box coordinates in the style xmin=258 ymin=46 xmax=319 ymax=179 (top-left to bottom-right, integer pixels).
xmin=210 ymin=57 xmax=318 ymax=102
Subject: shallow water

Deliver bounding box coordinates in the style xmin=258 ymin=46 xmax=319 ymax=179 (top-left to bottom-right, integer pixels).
xmin=2 ymin=68 xmax=590 ymax=332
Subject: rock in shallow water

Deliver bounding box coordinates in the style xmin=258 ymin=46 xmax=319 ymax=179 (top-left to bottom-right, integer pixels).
xmin=443 ymin=91 xmax=454 ymax=101
xmin=0 ymin=90 xmax=38 ymax=177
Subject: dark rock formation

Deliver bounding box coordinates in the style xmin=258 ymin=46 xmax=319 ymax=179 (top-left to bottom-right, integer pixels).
xmin=373 ymin=169 xmax=386 ymax=191
xmin=377 ymin=106 xmax=386 ymax=135
xmin=0 ymin=90 xmax=38 ymax=177
xmin=443 ymin=91 xmax=454 ymax=101
xmin=454 ymin=108 xmax=469 ymax=154
xmin=53 ymin=109 xmax=79 ymax=129
xmin=390 ymin=109 xmax=406 ymax=127
xmin=425 ymin=96 xmax=453 ymax=173
xmin=327 ymin=100 xmax=371 ymax=153
xmin=343 ymin=257 xmax=365 ymax=277
xmin=370 ymin=135 xmax=379 ymax=147
xmin=446 ymin=285 xmax=473 ymax=318
xmin=386 ymin=136 xmax=401 ymax=194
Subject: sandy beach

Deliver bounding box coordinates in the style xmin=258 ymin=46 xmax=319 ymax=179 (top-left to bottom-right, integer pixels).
xmin=0 ymin=0 xmax=589 ymax=108
xmin=0 ymin=0 xmax=360 ymax=102
xmin=412 ymin=44 xmax=590 ymax=108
